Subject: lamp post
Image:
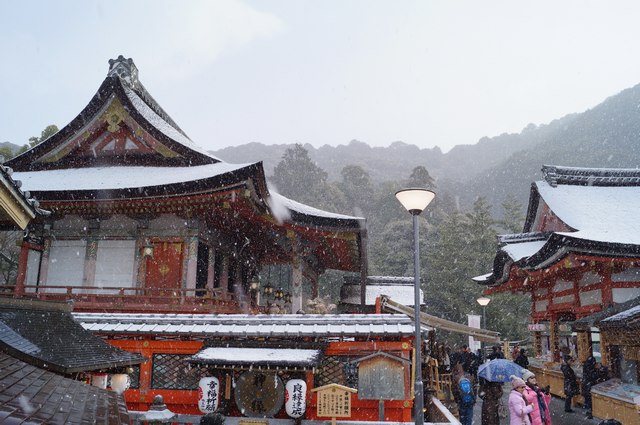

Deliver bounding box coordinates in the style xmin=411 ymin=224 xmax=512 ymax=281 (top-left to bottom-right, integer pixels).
xmin=395 ymin=188 xmax=435 ymax=425
xmin=477 ymin=296 xmax=491 ymax=361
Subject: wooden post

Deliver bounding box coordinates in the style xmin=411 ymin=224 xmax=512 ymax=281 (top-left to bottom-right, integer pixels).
xmin=14 ymin=241 xmax=29 ymax=296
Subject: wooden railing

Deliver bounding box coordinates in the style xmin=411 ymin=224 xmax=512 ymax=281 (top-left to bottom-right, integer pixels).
xmin=0 ymin=284 xmax=259 ymax=314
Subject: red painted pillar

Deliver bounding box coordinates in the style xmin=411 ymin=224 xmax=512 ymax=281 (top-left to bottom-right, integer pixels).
xmin=14 ymin=242 xmax=30 ymax=296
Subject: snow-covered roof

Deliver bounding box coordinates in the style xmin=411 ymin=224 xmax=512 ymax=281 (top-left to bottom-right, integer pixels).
xmin=600 ymin=304 xmax=640 ymax=325
xmin=73 ymin=313 xmax=424 ymax=337
xmin=269 ymin=191 xmax=364 ymax=221
xmin=123 ymin=85 xmax=221 ymax=162
xmin=13 ymin=163 xmax=252 ymax=192
xmin=189 ymin=347 xmax=321 ymax=369
xmin=341 ymin=286 xmax=423 ymax=306
xmin=537 ymin=181 xmax=640 ymax=245
xmin=501 ymin=239 xmax=548 ymax=262
xmin=476 ymin=165 xmax=640 ymax=287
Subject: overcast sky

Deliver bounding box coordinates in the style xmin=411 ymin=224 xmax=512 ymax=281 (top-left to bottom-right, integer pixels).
xmin=2 ymin=1 xmax=640 ymax=153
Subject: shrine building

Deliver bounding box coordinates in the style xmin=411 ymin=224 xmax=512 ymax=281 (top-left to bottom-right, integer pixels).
xmin=474 ymin=165 xmax=640 ymax=403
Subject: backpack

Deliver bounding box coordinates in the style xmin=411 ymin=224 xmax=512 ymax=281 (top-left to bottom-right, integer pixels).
xmin=458 ymin=377 xmax=474 ymax=407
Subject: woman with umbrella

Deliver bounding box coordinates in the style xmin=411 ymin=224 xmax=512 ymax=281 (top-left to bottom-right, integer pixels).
xmin=479 ymin=377 xmax=503 ymax=425
xmin=478 ymin=359 xmax=526 ymax=425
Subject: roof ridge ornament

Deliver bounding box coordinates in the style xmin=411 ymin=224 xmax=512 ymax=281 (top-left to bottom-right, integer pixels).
xmin=108 ymin=55 xmax=140 ymax=89
xmin=542 ymin=164 xmax=640 ymax=187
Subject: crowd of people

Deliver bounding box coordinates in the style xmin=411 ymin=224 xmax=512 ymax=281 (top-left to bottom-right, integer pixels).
xmin=447 ymin=344 xmax=610 ymax=425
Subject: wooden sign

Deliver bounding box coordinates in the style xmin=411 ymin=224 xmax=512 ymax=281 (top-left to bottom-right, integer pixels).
xmin=311 ymin=383 xmax=357 ymax=418
xmin=353 ymin=352 xmax=408 ymax=400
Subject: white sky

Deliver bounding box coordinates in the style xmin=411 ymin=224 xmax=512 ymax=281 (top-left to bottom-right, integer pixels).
xmin=2 ymin=0 xmax=640 ymax=153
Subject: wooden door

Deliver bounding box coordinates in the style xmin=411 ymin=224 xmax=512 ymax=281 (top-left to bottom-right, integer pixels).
xmin=145 ymin=241 xmax=184 ymax=294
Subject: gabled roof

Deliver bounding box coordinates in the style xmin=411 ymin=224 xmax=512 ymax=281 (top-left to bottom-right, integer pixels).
xmin=475 ymin=165 xmax=640 ymax=287
xmin=5 ymin=56 xmax=366 ymax=272
xmin=0 ymin=298 xmax=144 ymax=374
xmin=0 ymin=164 xmax=48 ymax=229
xmin=7 ymin=56 xmax=220 ymax=171
xmin=0 ymin=352 xmax=131 ymax=424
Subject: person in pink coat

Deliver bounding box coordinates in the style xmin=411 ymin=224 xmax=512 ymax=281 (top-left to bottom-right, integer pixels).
xmin=508 ymin=375 xmax=534 ymax=425
xmin=521 ymin=370 xmax=552 ymax=425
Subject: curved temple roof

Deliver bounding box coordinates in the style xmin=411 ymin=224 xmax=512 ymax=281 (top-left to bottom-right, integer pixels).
xmin=5 ymin=56 xmax=365 ymax=271
xmin=475 ymin=165 xmax=640 ymax=287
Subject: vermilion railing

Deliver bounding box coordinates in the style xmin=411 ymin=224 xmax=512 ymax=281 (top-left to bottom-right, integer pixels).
xmin=0 ymin=285 xmax=261 ymax=314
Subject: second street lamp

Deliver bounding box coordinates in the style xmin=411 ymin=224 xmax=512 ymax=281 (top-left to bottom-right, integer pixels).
xmin=395 ymin=187 xmax=435 ymax=425
xmin=477 ymin=296 xmax=491 ymax=361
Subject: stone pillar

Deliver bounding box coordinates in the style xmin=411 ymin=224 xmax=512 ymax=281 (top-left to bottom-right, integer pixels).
xmin=291 ymin=249 xmax=304 ymax=314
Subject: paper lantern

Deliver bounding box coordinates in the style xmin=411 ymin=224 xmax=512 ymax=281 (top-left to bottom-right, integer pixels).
xmin=285 ymin=379 xmax=307 ymax=418
xmin=111 ymin=374 xmax=131 ymax=394
xmin=198 ymin=377 xmax=220 ymax=413
xmin=91 ymin=373 xmax=108 ymax=389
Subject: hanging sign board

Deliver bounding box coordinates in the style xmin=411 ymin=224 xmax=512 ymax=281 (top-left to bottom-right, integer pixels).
xmin=311 ymin=383 xmax=357 ymax=418
xmin=528 ymin=323 xmax=546 ymax=332
xmin=353 ymin=352 xmax=408 ymax=400
xmin=285 ymin=379 xmax=307 ymax=418
xmin=198 ymin=377 xmax=220 ymax=413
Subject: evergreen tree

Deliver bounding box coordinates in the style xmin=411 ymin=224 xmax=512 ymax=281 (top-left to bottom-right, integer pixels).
xmin=29 ymin=124 xmax=59 ymax=146
xmin=17 ymin=124 xmax=59 ymax=154
xmin=338 ymin=165 xmax=374 ymax=217
xmin=407 ymin=165 xmax=436 ymax=189
xmin=271 ymin=144 xmax=343 ymax=211
xmin=498 ymin=193 xmax=526 ymax=234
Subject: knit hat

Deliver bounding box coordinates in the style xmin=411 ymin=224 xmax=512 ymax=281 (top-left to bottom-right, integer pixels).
xmin=522 ymin=370 xmax=535 ymax=382
xmin=510 ymin=375 xmax=526 ymax=389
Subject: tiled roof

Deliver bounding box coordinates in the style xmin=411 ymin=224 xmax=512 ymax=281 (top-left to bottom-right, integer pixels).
xmin=74 ymin=313 xmax=418 ymax=338
xmin=0 ymin=352 xmax=130 ymax=424
xmin=542 ymin=165 xmax=640 ymax=187
xmin=476 ymin=165 xmax=640 ymax=287
xmin=0 ymin=298 xmax=144 ymax=374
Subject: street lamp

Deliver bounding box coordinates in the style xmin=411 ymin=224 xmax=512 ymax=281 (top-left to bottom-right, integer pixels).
xmin=395 ymin=188 xmax=435 ymax=425
xmin=477 ymin=296 xmax=491 ymax=361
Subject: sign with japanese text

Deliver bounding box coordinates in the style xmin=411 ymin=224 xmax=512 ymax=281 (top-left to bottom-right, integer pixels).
xmin=528 ymin=323 xmax=546 ymax=331
xmin=285 ymin=379 xmax=307 ymax=418
xmin=198 ymin=377 xmax=220 ymax=413
xmin=311 ymin=383 xmax=357 ymax=418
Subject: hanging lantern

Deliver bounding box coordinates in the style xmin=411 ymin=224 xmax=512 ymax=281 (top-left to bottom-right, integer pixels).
xmin=111 ymin=373 xmax=131 ymax=394
xmin=263 ymin=282 xmax=273 ymax=297
xmin=198 ymin=377 xmax=220 ymax=413
xmin=91 ymin=373 xmax=108 ymax=389
xmin=275 ymin=288 xmax=284 ymax=300
xmin=285 ymin=379 xmax=307 ymax=418
xmin=250 ymin=279 xmax=259 ymax=292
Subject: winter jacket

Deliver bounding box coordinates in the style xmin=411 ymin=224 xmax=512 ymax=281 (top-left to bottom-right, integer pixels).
xmin=480 ymin=379 xmax=503 ymax=425
xmin=560 ymin=363 xmax=579 ymax=397
xmin=522 ymin=385 xmax=551 ymax=425
xmin=508 ymin=389 xmax=533 ymax=425
xmin=582 ymin=356 xmax=598 ymax=396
